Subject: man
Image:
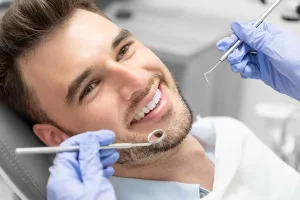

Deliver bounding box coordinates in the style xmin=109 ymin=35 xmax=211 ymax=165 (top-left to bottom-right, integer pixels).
xmin=0 ymin=0 xmax=299 ymax=200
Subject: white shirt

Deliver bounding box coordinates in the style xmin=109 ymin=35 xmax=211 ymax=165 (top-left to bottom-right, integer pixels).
xmin=110 ymin=117 xmax=300 ymax=200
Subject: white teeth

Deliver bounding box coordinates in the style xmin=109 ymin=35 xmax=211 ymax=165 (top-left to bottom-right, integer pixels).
xmin=142 ymin=107 xmax=150 ymax=113
xmin=133 ymin=89 xmax=162 ymax=122
xmin=138 ymin=112 xmax=145 ymax=118
xmin=153 ymin=89 xmax=161 ymax=103
xmin=135 ymin=116 xmax=140 ymax=121
xmin=153 ymin=91 xmax=161 ymax=104
xmin=147 ymin=102 xmax=156 ymax=110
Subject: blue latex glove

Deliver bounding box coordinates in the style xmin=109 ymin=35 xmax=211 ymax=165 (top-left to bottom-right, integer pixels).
xmin=47 ymin=130 xmax=120 ymax=200
xmin=216 ymin=21 xmax=300 ymax=101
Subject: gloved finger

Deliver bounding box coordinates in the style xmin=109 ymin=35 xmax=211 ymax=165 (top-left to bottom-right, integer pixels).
xmin=50 ymin=154 xmax=82 ymax=178
xmin=231 ymin=20 xmax=274 ymax=52
xmin=248 ymin=53 xmax=261 ymax=79
xmin=100 ymin=149 xmax=117 ymax=158
xmin=216 ymin=34 xmax=238 ymax=52
xmin=233 ymin=20 xmax=287 ymax=36
xmin=58 ymin=136 xmax=82 ymax=163
xmin=48 ymin=148 xmax=83 ymax=184
xmin=255 ymin=20 xmax=287 ymax=35
xmin=216 ymin=19 xmax=257 ymax=52
xmin=79 ymin=133 xmax=104 ymax=185
xmin=61 ymin=130 xmax=116 ymax=147
xmin=101 ymin=152 xmax=120 ymax=167
xmin=103 ymin=166 xmax=115 ymax=179
xmin=96 ymin=130 xmax=116 ymax=146
xmin=237 ymin=51 xmax=260 ymax=80
xmin=230 ymin=54 xmax=260 ymax=78
xmin=228 ymin=43 xmax=251 ymax=65
xmin=57 ymin=130 xmax=116 ymax=167
xmin=231 ymin=58 xmax=248 ymax=73
xmin=240 ymin=74 xmax=249 ymax=79
xmin=240 ymin=62 xmax=260 ymax=79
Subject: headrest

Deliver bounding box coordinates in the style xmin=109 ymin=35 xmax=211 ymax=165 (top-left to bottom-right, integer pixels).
xmin=0 ymin=103 xmax=53 ymax=200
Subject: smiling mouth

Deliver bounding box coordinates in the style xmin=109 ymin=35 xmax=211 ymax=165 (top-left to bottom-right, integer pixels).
xmin=131 ymin=88 xmax=162 ymax=123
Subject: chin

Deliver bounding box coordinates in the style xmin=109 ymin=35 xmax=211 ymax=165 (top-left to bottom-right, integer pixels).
xmin=117 ymin=96 xmax=193 ymax=165
xmin=117 ymin=74 xmax=193 ymax=165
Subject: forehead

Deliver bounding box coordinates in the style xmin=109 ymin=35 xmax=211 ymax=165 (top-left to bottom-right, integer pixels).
xmin=19 ymin=9 xmax=119 ymax=99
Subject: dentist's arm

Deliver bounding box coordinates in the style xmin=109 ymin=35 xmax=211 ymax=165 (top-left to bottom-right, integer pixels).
xmin=217 ymin=21 xmax=300 ymax=101
xmin=47 ymin=130 xmax=119 ymax=200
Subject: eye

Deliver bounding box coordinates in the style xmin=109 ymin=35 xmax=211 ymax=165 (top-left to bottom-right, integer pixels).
xmin=80 ymin=81 xmax=99 ymax=101
xmin=117 ymin=43 xmax=131 ymax=61
xmin=85 ymin=83 xmax=97 ymax=93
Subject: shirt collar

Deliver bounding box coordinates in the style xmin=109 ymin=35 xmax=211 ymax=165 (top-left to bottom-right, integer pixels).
xmin=110 ymin=177 xmax=202 ymax=200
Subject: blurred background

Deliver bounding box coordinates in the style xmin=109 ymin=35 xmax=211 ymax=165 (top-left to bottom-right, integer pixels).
xmin=0 ymin=0 xmax=300 ymax=199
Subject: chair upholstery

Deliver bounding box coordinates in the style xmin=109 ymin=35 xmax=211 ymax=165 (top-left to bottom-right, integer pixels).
xmin=0 ymin=103 xmax=53 ymax=200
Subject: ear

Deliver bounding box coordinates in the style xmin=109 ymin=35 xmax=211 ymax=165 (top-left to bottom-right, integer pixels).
xmin=33 ymin=124 xmax=69 ymax=146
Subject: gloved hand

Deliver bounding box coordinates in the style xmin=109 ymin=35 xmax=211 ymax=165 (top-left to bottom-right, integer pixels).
xmin=216 ymin=20 xmax=300 ymax=101
xmin=47 ymin=130 xmax=120 ymax=200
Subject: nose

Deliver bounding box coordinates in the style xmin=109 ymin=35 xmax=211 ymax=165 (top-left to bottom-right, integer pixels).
xmin=106 ymin=61 xmax=148 ymax=101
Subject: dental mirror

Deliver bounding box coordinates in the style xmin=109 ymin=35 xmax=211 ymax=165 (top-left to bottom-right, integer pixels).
xmin=15 ymin=129 xmax=166 ymax=155
xmin=147 ymin=129 xmax=166 ymax=144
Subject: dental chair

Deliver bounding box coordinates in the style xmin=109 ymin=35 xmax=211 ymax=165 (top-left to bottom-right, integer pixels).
xmin=0 ymin=103 xmax=53 ymax=200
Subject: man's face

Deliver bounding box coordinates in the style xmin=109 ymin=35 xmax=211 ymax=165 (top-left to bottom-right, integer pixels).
xmin=20 ymin=9 xmax=192 ymax=164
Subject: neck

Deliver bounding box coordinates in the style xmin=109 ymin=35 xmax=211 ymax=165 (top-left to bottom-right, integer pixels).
xmin=113 ymin=135 xmax=215 ymax=191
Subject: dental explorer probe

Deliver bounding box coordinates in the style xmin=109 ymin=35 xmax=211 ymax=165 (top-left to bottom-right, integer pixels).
xmin=204 ymin=0 xmax=284 ymax=82
xmin=15 ymin=129 xmax=166 ymax=155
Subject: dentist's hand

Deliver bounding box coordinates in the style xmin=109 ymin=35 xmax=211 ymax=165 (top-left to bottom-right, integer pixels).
xmin=47 ymin=130 xmax=120 ymax=200
xmin=217 ymin=21 xmax=300 ymax=101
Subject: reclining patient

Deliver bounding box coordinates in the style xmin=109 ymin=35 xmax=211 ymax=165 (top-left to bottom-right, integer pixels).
xmin=0 ymin=0 xmax=299 ymax=199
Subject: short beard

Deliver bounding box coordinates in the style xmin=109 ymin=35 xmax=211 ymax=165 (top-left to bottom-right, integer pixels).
xmin=116 ymin=86 xmax=193 ymax=165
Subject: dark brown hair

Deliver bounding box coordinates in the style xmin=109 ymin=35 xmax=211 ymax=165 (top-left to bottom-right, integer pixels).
xmin=0 ymin=0 xmax=106 ymax=126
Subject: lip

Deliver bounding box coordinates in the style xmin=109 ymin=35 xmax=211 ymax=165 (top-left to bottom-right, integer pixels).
xmin=131 ymin=84 xmax=170 ymax=125
xmin=129 ymin=81 xmax=160 ymax=124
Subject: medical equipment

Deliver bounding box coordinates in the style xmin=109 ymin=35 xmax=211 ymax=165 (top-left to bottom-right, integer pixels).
xmin=217 ymin=20 xmax=300 ymax=100
xmin=204 ymin=0 xmax=284 ymax=82
xmin=15 ymin=129 xmax=166 ymax=154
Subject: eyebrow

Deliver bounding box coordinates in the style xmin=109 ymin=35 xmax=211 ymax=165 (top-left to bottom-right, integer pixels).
xmin=112 ymin=29 xmax=132 ymax=50
xmin=66 ymin=66 xmax=95 ymax=105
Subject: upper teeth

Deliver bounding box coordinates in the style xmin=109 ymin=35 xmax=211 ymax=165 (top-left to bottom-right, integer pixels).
xmin=134 ymin=89 xmax=162 ymax=121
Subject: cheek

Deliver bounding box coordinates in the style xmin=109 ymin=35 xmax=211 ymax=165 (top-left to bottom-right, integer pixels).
xmin=78 ymin=96 xmax=123 ymax=132
xmin=135 ymin=46 xmax=176 ymax=89
xmin=143 ymin=48 xmax=173 ymax=81
xmin=134 ymin=44 xmax=166 ymax=71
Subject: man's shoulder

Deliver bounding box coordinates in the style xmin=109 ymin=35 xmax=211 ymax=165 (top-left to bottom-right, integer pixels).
xmin=193 ymin=116 xmax=247 ymax=126
xmin=192 ymin=116 xmax=256 ymax=142
xmin=192 ymin=116 xmax=252 ymax=134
